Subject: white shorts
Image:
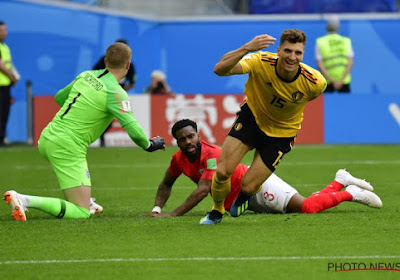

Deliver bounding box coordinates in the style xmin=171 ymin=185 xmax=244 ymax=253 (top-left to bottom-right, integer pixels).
xmin=249 ymin=173 xmax=298 ymax=214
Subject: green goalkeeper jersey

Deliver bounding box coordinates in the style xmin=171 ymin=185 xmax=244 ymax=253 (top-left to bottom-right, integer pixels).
xmin=40 ymin=69 xmax=150 ymax=153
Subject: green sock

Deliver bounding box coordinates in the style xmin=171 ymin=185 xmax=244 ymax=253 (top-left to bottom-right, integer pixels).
xmin=27 ymin=196 xmax=90 ymax=219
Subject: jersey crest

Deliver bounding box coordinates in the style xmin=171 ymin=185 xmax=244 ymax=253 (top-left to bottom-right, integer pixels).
xmin=291 ymin=91 xmax=304 ymax=103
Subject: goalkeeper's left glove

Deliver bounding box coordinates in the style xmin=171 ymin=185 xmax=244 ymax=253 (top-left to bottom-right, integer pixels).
xmin=145 ymin=136 xmax=166 ymax=152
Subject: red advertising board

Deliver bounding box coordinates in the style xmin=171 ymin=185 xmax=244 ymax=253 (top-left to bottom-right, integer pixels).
xmin=33 ymin=96 xmax=59 ymax=145
xmin=151 ymin=94 xmax=324 ymax=145
xmin=296 ymin=95 xmax=324 ymax=144
xmin=151 ymin=94 xmax=246 ymax=145
xmin=33 ymin=93 xmax=324 ymax=146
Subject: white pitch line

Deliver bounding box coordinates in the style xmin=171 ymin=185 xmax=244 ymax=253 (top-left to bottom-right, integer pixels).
xmin=0 ymin=255 xmax=399 ymax=265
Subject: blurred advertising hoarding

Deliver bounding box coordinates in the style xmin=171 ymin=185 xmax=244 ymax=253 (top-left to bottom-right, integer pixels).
xmin=33 ymin=94 xmax=324 ymax=146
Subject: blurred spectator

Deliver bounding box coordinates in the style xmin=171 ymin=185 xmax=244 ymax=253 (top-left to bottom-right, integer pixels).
xmin=145 ymin=70 xmax=173 ymax=95
xmin=0 ymin=21 xmax=19 ymax=147
xmin=93 ymin=38 xmax=136 ymax=147
xmin=315 ymin=16 xmax=354 ymax=93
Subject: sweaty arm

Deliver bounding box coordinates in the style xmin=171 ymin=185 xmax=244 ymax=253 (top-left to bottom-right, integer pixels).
xmin=152 ymin=169 xmax=178 ymax=210
xmin=54 ymin=81 xmax=74 ymax=107
xmin=214 ymin=34 xmax=276 ymax=76
xmin=213 ymin=47 xmax=247 ymax=76
xmin=149 ymin=173 xmax=211 ymax=217
xmin=169 ymin=178 xmax=211 ymax=216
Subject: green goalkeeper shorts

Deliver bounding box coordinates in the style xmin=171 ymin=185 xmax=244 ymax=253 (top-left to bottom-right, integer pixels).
xmin=38 ymin=137 xmax=91 ymax=190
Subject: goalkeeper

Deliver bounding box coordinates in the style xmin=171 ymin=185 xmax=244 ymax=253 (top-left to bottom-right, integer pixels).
xmin=3 ymin=42 xmax=165 ymax=221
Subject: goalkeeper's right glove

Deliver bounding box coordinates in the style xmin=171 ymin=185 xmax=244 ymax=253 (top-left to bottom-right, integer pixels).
xmin=145 ymin=136 xmax=165 ymax=152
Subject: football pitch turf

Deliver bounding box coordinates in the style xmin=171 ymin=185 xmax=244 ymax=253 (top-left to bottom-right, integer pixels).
xmin=0 ymin=144 xmax=399 ymax=279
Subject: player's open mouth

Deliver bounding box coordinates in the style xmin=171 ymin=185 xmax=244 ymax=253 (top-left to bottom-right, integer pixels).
xmin=187 ymin=146 xmax=196 ymax=153
xmin=286 ymin=60 xmax=296 ymax=66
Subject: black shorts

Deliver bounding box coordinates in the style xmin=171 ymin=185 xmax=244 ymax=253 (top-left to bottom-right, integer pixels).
xmin=324 ymin=83 xmax=350 ymax=93
xmin=228 ymin=103 xmax=295 ymax=172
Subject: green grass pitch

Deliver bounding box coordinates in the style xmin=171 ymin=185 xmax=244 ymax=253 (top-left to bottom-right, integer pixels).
xmin=0 ymin=144 xmax=399 ymax=279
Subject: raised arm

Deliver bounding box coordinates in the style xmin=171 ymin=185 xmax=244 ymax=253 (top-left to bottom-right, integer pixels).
xmin=214 ymin=34 xmax=276 ymax=76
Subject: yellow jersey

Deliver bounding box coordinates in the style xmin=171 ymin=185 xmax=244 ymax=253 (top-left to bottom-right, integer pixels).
xmin=239 ymin=51 xmax=326 ymax=137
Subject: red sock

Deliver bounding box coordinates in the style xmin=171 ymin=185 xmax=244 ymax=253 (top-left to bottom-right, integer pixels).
xmin=317 ymin=180 xmax=344 ymax=194
xmin=301 ymin=191 xmax=353 ymax=213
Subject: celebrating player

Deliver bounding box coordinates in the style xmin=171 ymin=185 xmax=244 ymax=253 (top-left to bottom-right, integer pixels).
xmin=204 ymin=29 xmax=328 ymax=224
xmin=3 ymin=42 xmax=165 ymax=221
xmin=147 ymin=119 xmax=382 ymax=220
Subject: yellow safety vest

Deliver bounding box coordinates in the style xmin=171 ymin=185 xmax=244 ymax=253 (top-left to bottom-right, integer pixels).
xmin=316 ymin=34 xmax=351 ymax=84
xmin=0 ymin=42 xmax=12 ymax=86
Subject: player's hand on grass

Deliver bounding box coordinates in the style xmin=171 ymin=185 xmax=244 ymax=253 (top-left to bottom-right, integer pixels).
xmin=145 ymin=212 xmax=171 ymax=217
xmin=145 ymin=136 xmax=165 ymax=152
xmin=145 ymin=212 xmax=158 ymax=217
xmin=154 ymin=213 xmax=172 ymax=217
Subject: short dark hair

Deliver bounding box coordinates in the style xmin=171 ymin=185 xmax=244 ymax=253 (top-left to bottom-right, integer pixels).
xmin=280 ymin=29 xmax=306 ymax=46
xmin=171 ymin=119 xmax=197 ymax=139
xmin=115 ymin=38 xmax=128 ymax=45
xmin=0 ymin=21 xmax=5 ymax=26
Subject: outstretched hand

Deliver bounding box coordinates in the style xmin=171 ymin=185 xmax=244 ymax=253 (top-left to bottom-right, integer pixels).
xmin=145 ymin=136 xmax=166 ymax=152
xmin=243 ymin=34 xmax=277 ymax=52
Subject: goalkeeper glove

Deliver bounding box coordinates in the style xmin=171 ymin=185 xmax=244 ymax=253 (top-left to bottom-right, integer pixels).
xmin=145 ymin=136 xmax=165 ymax=152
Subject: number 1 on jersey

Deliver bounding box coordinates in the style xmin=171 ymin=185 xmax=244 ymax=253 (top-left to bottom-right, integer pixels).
xmin=61 ymin=93 xmax=81 ymax=119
